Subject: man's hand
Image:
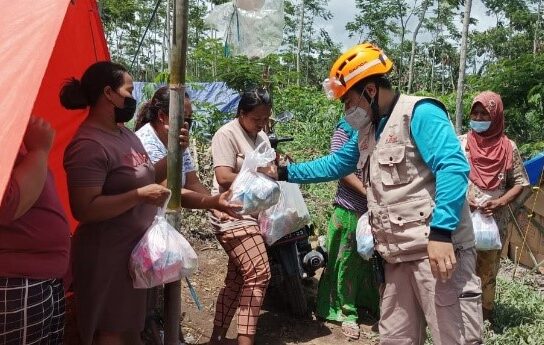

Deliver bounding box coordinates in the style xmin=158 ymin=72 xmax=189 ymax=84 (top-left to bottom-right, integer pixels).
xmin=428 ymin=240 xmax=457 ymax=282
xmin=257 ymin=164 xmax=278 ymax=180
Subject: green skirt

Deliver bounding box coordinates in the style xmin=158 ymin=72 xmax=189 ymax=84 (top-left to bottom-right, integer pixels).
xmin=316 ymin=206 xmax=379 ymax=322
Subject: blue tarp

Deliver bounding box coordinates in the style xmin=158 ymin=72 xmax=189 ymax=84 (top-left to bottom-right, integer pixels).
xmin=132 ymin=81 xmax=240 ymax=137
xmin=524 ymin=152 xmax=544 ymax=185
xmin=133 ymin=81 xmax=240 ymax=114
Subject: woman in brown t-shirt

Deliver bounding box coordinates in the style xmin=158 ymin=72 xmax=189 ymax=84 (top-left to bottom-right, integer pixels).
xmin=209 ymin=88 xmax=273 ymax=345
xmin=61 ymin=62 xmax=171 ymax=345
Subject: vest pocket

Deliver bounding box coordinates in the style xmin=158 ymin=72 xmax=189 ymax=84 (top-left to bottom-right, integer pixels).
xmin=385 ymin=198 xmax=434 ymax=254
xmin=387 ymin=198 xmax=433 ymax=228
xmin=376 ymin=145 xmax=413 ymax=186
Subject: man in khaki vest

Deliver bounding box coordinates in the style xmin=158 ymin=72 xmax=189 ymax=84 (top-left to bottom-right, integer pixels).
xmin=277 ymin=43 xmax=483 ymax=344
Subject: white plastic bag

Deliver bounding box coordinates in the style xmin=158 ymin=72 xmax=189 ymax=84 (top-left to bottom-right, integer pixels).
xmin=471 ymin=210 xmax=501 ymax=251
xmin=356 ymin=212 xmax=374 ymax=260
xmin=230 ymin=142 xmax=280 ymax=215
xmin=258 ymin=182 xmax=311 ymax=245
xmin=130 ymin=196 xmax=198 ymax=289
xmin=205 ymin=0 xmax=285 ymax=58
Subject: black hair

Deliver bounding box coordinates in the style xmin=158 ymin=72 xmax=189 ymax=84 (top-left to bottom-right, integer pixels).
xmin=134 ymin=86 xmax=169 ymax=131
xmin=350 ymin=75 xmax=392 ymax=94
xmin=236 ymin=87 xmax=272 ymax=117
xmin=59 ymin=61 xmax=128 ymax=110
xmin=134 ymin=87 xmax=191 ymax=131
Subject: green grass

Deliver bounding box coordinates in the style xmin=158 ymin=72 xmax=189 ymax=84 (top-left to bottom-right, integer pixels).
xmin=423 ymin=276 xmax=544 ymax=344
xmin=485 ymin=277 xmax=544 ymax=344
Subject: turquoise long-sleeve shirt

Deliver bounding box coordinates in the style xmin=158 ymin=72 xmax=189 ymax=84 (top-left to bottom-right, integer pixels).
xmin=287 ymin=100 xmax=470 ymax=233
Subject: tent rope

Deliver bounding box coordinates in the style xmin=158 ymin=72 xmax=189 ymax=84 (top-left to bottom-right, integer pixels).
xmin=512 ymin=166 xmax=544 ymax=278
xmin=130 ymin=0 xmax=163 ymax=71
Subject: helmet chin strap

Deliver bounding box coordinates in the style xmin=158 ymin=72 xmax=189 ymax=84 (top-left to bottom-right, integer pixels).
xmin=362 ymin=88 xmax=380 ymax=124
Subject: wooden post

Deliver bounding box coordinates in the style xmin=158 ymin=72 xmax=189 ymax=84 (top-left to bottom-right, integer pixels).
xmin=164 ymin=0 xmax=189 ymax=344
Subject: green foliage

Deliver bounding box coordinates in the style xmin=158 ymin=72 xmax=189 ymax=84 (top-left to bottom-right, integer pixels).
xmin=470 ymin=53 xmax=544 ymax=146
xmin=346 ymin=0 xmax=402 ymax=49
xmin=274 ymin=86 xmax=342 ymax=159
xmin=216 ymin=56 xmax=265 ymax=92
xmin=520 ymin=141 xmax=544 ymax=159
xmin=484 ymin=277 xmax=544 ymax=344
xmin=190 ymin=99 xmax=230 ymax=141
xmin=272 ymin=86 xmax=342 ymax=233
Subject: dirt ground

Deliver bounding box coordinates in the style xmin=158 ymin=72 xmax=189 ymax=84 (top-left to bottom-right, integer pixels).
xmin=63 ymin=238 xmax=544 ymax=345
xmin=179 ymin=242 xmax=379 ymax=345
xmin=63 ymin=241 xmax=378 ymax=345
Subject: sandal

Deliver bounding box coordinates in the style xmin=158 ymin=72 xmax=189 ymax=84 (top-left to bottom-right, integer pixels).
xmin=341 ymin=321 xmax=360 ymax=340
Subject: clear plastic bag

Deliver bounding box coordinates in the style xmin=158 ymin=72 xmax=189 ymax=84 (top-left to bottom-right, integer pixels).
xmin=130 ymin=197 xmax=198 ymax=289
xmin=471 ymin=210 xmax=502 ymax=251
xmin=356 ymin=212 xmax=374 ymax=260
xmin=230 ymin=142 xmax=280 ymax=215
xmin=205 ymin=0 xmax=285 ymax=58
xmin=258 ymin=182 xmax=311 ymax=245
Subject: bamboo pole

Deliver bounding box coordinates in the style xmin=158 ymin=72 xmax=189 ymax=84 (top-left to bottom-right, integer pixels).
xmin=164 ymin=0 xmax=189 ymax=344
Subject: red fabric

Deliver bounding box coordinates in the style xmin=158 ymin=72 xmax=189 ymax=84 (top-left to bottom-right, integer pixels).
xmin=0 ymin=0 xmax=110 ymax=232
xmin=33 ymin=0 xmax=110 ymax=231
xmin=0 ymin=0 xmax=69 ymax=208
xmin=0 ymin=153 xmax=71 ymax=279
xmin=467 ymin=91 xmax=513 ymax=190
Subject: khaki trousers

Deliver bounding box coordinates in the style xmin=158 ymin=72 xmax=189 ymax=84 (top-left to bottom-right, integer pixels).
xmin=379 ymin=248 xmax=483 ymax=345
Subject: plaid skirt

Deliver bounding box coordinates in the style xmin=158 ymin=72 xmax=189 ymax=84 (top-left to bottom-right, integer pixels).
xmin=0 ymin=278 xmax=65 ymax=345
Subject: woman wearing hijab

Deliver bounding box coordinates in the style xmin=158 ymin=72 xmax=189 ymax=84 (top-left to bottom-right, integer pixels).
xmin=459 ymin=91 xmax=529 ymax=322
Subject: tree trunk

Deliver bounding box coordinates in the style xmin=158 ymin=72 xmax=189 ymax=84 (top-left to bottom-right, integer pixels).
xmin=395 ymin=0 xmax=409 ymax=90
xmin=407 ymin=0 xmax=431 ymax=94
xmin=296 ymin=1 xmax=305 ymax=87
xmin=162 ymin=9 xmax=167 ymax=71
xmin=455 ymin=0 xmax=472 ymax=134
xmin=167 ymin=0 xmax=172 ymax=71
xmin=399 ymin=27 xmax=405 ymax=90
xmin=430 ymin=45 xmax=435 ymax=92
xmin=441 ymin=60 xmax=445 ymax=94
xmin=535 ymin=0 xmax=542 ymax=55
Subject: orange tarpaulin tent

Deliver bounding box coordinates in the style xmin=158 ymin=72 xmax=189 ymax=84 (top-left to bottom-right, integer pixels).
xmin=0 ymin=0 xmax=110 ymax=230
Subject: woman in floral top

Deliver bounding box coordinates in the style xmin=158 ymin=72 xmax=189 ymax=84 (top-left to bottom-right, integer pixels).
xmin=135 ymin=86 xmax=239 ymax=217
xmin=459 ymin=91 xmax=529 ymax=322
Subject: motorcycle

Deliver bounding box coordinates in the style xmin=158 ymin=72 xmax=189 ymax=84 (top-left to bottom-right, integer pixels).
xmin=265 ymin=111 xmax=327 ymax=317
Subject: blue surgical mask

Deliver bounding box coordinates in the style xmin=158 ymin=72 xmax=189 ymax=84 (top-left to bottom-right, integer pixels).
xmin=470 ymin=120 xmax=491 ymax=133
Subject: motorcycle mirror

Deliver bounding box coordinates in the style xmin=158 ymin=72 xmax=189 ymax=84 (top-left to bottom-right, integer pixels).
xmin=273 ymin=111 xmax=294 ymax=123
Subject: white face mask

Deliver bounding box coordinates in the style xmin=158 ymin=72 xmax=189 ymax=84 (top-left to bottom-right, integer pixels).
xmin=345 ymin=106 xmax=371 ymax=130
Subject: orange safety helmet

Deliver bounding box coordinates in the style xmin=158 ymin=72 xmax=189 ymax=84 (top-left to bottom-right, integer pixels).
xmin=323 ymin=43 xmax=393 ymax=100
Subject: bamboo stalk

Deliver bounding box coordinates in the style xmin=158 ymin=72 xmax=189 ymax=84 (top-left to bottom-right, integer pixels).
xmin=164 ymin=0 xmax=189 ymax=344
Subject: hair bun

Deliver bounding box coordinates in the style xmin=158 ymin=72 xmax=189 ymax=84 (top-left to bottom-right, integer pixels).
xmin=59 ymin=78 xmax=89 ymax=110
